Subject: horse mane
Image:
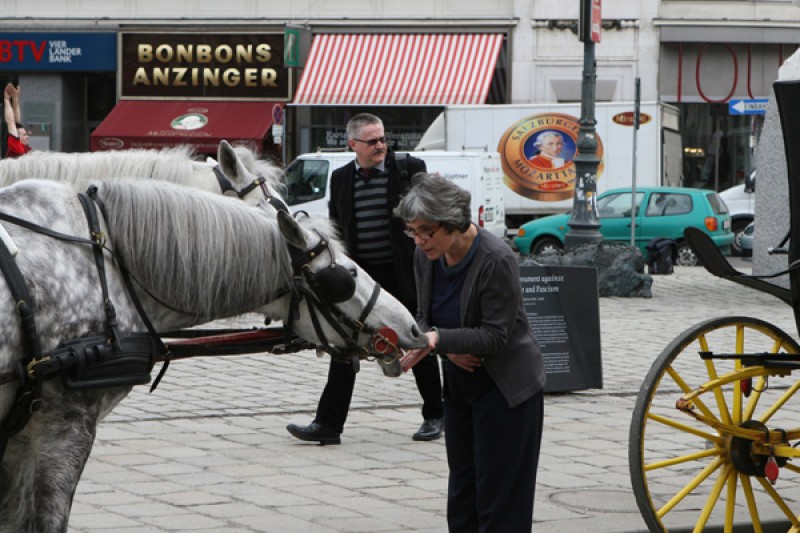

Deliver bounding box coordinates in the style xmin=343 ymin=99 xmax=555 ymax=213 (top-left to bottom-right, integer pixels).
xmin=0 ymin=145 xmax=284 ymax=195
xmin=94 ymin=179 xmax=296 ymax=319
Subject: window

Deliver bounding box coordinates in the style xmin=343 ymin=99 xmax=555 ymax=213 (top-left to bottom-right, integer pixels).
xmin=646 ymin=193 xmax=693 ymax=217
xmin=597 ymin=192 xmax=644 ymax=218
xmin=285 ymin=159 xmax=330 ymax=206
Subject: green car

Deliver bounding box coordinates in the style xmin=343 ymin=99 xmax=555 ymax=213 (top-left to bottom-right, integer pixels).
xmin=514 ymin=187 xmax=734 ymax=267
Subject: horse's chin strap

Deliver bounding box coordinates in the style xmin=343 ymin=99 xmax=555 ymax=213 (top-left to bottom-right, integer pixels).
xmin=285 ymin=272 xmax=382 ymax=373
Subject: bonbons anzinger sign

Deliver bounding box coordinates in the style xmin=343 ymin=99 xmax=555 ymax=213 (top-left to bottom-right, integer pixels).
xmin=120 ymin=33 xmax=290 ymax=100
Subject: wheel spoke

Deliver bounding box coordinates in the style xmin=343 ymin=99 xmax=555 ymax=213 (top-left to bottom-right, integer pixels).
xmin=755 ymin=475 xmax=800 ymax=527
xmin=724 ymin=466 xmax=738 ymax=533
xmin=667 ymin=366 xmax=721 ymax=424
xmin=646 ymin=411 xmax=721 ymax=443
xmin=657 ymin=457 xmax=723 ymax=519
xmin=739 ymin=474 xmax=763 ymax=533
xmin=693 ymin=463 xmax=733 ymax=533
xmin=759 ymin=379 xmax=800 ymax=425
xmin=645 ymin=447 xmax=720 ymax=472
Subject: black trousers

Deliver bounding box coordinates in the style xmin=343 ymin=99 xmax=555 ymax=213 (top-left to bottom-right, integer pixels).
xmin=313 ymin=262 xmax=443 ymax=433
xmin=443 ymin=361 xmax=544 ymax=533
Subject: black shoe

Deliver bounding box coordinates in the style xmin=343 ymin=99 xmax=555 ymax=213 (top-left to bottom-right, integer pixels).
xmin=413 ymin=418 xmax=443 ymax=441
xmin=286 ymin=422 xmax=341 ymax=445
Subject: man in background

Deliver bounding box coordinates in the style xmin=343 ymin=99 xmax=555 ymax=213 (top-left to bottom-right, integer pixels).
xmin=287 ymin=113 xmax=444 ymax=444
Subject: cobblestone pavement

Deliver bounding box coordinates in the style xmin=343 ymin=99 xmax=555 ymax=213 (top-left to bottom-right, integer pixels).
xmin=67 ymin=260 xmax=799 ymax=533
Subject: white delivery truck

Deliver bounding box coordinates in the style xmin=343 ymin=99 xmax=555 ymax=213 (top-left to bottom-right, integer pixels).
xmin=283 ymin=150 xmax=507 ymax=239
xmin=415 ymin=102 xmax=682 ymax=232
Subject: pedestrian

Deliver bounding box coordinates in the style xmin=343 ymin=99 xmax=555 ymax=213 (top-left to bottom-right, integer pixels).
xmin=395 ymin=173 xmax=546 ymax=533
xmin=286 ymin=113 xmax=444 ymax=445
xmin=3 ymin=82 xmax=32 ymax=158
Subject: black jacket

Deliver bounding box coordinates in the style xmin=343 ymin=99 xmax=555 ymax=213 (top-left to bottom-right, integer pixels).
xmin=328 ymin=150 xmax=426 ymax=310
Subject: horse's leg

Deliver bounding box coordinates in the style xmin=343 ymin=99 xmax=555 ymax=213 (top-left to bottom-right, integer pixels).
xmin=0 ymin=384 xmax=130 ymax=533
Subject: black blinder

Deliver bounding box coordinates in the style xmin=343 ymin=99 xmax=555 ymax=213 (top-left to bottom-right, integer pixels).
xmin=313 ymin=265 xmax=356 ymax=303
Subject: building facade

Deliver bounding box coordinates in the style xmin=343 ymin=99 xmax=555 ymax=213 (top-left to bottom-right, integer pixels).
xmin=1 ymin=0 xmax=798 ymax=194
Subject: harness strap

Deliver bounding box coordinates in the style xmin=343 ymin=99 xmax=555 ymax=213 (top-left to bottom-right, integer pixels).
xmin=0 ymin=225 xmax=42 ymax=459
xmin=85 ymin=187 xmax=172 ymax=392
xmin=78 ymin=192 xmax=121 ymax=349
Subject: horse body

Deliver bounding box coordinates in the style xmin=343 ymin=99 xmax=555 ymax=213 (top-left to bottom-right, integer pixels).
xmin=0 ymin=179 xmax=425 ymax=532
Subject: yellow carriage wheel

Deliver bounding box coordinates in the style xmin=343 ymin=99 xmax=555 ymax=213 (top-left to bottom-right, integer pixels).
xmin=629 ymin=316 xmax=800 ymax=532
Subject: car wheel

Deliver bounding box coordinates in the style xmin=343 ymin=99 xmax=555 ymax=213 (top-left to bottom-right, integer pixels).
xmin=532 ymin=237 xmax=563 ymax=256
xmin=730 ymin=218 xmax=753 ymax=257
xmin=675 ymin=241 xmax=699 ymax=267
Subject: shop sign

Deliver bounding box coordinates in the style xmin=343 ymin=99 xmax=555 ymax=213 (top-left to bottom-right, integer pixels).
xmin=0 ymin=32 xmax=116 ymax=72
xmin=120 ymin=33 xmax=290 ymax=100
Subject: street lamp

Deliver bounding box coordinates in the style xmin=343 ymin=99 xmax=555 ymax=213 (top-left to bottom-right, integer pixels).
xmin=564 ymin=0 xmax=604 ymax=249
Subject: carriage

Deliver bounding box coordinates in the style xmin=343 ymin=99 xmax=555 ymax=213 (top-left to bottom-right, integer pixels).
xmin=629 ymin=80 xmax=800 ymax=532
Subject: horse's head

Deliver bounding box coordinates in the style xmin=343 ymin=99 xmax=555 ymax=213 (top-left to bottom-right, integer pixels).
xmin=215 ymin=140 xmax=286 ymax=211
xmin=266 ymin=211 xmax=428 ymax=363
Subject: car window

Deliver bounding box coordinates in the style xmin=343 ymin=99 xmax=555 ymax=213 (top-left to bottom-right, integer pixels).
xmin=597 ymin=192 xmax=644 ymax=218
xmin=645 ymin=192 xmax=693 ymax=216
xmin=285 ymin=159 xmax=330 ymax=206
xmin=705 ymin=192 xmax=729 ymax=215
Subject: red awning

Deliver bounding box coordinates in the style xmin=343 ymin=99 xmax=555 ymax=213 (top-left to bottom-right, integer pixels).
xmin=90 ymin=100 xmax=275 ymax=155
xmin=293 ymin=33 xmax=503 ymax=105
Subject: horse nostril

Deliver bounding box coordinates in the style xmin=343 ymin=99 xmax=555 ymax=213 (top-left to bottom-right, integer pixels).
xmin=412 ymin=324 xmax=421 ymax=337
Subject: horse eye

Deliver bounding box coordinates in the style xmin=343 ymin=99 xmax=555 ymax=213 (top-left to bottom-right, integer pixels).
xmin=349 ymin=268 xmax=357 ymax=278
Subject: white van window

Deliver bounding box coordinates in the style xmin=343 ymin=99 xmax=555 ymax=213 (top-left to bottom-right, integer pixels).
xmin=285 ymin=159 xmax=330 ymax=206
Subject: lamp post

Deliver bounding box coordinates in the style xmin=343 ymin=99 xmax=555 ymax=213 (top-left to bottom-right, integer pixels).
xmin=564 ymin=0 xmax=604 ymax=249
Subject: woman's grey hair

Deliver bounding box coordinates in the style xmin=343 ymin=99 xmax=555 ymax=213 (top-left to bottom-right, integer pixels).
xmin=346 ymin=113 xmax=383 ymax=140
xmin=534 ymin=131 xmax=563 ymax=148
xmin=394 ymin=173 xmax=472 ymax=233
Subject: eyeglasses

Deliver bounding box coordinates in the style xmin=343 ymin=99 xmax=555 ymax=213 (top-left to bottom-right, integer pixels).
xmin=403 ymin=225 xmax=441 ymax=240
xmin=353 ymin=136 xmax=388 ymax=147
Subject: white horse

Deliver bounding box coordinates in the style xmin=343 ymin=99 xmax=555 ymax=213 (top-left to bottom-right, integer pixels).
xmin=0 ymin=140 xmax=283 ymax=204
xmin=0 ymin=178 xmax=426 ymax=533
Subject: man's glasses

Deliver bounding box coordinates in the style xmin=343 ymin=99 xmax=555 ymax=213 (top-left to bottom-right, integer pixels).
xmin=353 ymin=136 xmax=388 ymax=147
xmin=403 ymin=225 xmax=441 ymax=241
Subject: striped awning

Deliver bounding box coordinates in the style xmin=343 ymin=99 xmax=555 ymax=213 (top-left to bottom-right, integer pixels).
xmin=293 ymin=33 xmax=503 ymax=105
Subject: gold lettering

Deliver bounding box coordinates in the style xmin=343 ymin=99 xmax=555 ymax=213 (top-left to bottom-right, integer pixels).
xmin=152 ymin=68 xmax=170 ymax=85
xmin=138 ymin=44 xmax=153 ymax=63
xmin=155 ymin=45 xmax=173 ymax=63
xmin=132 ymin=68 xmax=151 ymax=85
xmin=261 ymin=68 xmax=277 ymax=88
xmin=222 ymin=68 xmax=240 ymax=87
xmin=173 ymin=67 xmax=188 ymax=86
xmin=197 ymin=44 xmax=212 ymax=63
xmin=236 ymin=45 xmax=253 ymax=63
xmin=243 ymin=68 xmax=258 ymax=87
xmin=255 ymin=43 xmax=272 ymax=63
xmin=203 ymin=68 xmax=220 ymax=87
xmin=216 ymin=45 xmax=233 ymax=63
xmin=176 ymin=44 xmax=193 ymax=63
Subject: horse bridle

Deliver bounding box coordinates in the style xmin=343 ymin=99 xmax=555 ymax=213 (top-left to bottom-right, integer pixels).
xmin=213 ymin=165 xmax=290 ymax=214
xmin=279 ymin=215 xmax=398 ymax=370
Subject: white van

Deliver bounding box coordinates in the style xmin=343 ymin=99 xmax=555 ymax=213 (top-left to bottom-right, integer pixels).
xmin=283 ymin=150 xmax=507 ymax=239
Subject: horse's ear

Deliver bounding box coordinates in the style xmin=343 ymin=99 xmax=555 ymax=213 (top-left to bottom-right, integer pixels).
xmin=277 ymin=211 xmax=308 ymax=248
xmin=217 ymin=140 xmax=242 ymax=182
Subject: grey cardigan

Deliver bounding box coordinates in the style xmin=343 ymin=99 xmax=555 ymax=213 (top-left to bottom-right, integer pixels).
xmin=414 ymin=226 xmax=546 ymax=407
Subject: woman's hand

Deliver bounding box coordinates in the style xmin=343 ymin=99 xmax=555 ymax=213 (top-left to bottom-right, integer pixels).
xmin=400 ymin=330 xmax=437 ymax=372
xmin=447 ymin=353 xmax=483 ymax=372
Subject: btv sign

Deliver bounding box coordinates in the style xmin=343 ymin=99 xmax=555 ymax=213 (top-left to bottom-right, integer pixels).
xmin=0 ymin=33 xmax=116 ymax=71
